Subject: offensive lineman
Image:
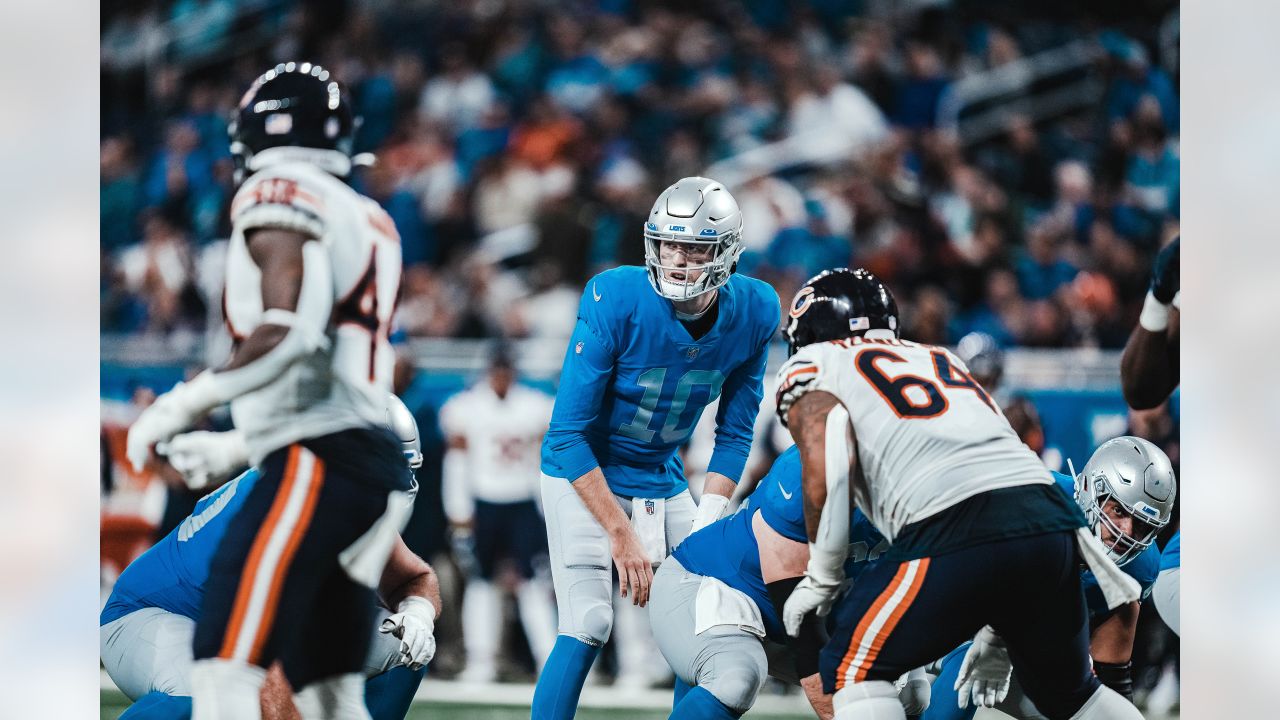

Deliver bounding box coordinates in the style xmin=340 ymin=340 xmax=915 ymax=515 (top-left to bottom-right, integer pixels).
xmin=126 ymin=63 xmax=411 ymax=720
xmin=440 ymin=350 xmax=558 ymax=682
xmin=923 ymin=436 xmax=1176 ymax=719
xmin=650 ymin=445 xmax=928 ymax=719
xmin=532 ymin=177 xmax=780 ymax=719
xmin=103 ymin=397 xmax=440 ymax=720
xmin=775 ymin=268 xmax=1145 ymax=720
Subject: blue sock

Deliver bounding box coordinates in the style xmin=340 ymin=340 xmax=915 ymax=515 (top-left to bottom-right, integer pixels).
xmin=673 ymin=676 xmax=693 ymax=710
xmin=118 ymin=691 xmax=192 ymax=720
xmin=919 ymin=643 xmax=976 ymax=720
xmin=669 ymin=686 xmax=741 ymax=719
xmin=531 ymin=635 xmax=600 ymax=720
xmin=365 ymin=666 xmax=428 ymax=720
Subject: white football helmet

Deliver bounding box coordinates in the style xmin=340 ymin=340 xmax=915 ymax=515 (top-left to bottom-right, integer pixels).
xmin=1073 ymin=436 xmax=1176 ymax=566
xmin=386 ymin=394 xmax=423 ymax=469
xmin=643 ymin=177 xmax=744 ymax=301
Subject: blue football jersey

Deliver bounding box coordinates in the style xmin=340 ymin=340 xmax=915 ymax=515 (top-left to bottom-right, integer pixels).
xmin=541 ymin=266 xmax=779 ymax=498
xmin=1051 ymin=471 xmax=1161 ymax=617
xmin=673 ymin=446 xmax=885 ymax=640
xmin=1160 ymin=530 xmax=1180 ymax=571
xmin=100 ymin=469 xmax=260 ymax=625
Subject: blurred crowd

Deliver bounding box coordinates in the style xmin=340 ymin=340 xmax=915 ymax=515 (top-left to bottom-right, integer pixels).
xmin=102 ymin=0 xmax=1179 ymax=350
xmin=101 ymin=0 xmax=1182 ymax=706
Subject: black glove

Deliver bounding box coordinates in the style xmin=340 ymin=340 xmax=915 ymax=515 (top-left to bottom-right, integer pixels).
xmin=1149 ymin=236 xmax=1179 ymax=304
xmin=1094 ymin=660 xmax=1133 ymax=701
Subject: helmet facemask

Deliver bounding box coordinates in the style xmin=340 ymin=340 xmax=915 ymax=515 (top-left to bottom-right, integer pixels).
xmin=643 ymin=229 xmax=742 ymax=301
xmin=1076 ymin=470 xmax=1167 ymax=566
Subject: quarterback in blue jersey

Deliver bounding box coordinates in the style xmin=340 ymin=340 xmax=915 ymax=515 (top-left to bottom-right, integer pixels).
xmin=923 ymin=437 xmax=1176 ymax=720
xmin=651 ymin=446 xmax=929 ymax=720
xmin=532 ymin=177 xmax=780 ymax=719
xmin=100 ymin=398 xmax=440 ymax=720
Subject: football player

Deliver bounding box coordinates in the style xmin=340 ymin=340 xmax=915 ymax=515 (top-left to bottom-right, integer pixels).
xmin=125 ymin=63 xmax=412 ymax=719
xmin=103 ymin=396 xmax=440 ymax=720
xmin=923 ymin=436 xmax=1176 ymax=718
xmin=440 ymin=349 xmax=557 ymax=682
xmin=775 ymin=268 xmax=1144 ymax=720
xmin=1121 ymin=236 xmax=1179 ymax=411
xmin=531 ymin=177 xmax=780 ymax=719
xmin=650 ymin=445 xmax=929 ymax=719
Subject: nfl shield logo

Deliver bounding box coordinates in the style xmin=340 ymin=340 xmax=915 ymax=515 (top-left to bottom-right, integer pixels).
xmin=686 ymin=347 xmax=699 ymax=361
xmin=575 ymin=341 xmax=584 ymax=354
xmin=645 ymin=500 xmax=655 ymax=515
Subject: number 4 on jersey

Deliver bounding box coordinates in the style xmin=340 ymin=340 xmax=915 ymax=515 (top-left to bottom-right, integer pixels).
xmin=855 ymin=348 xmax=995 ymax=419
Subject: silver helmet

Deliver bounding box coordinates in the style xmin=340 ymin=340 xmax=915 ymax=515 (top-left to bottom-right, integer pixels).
xmin=1073 ymin=436 xmax=1176 ymax=566
xmin=643 ymin=177 xmax=744 ymax=301
xmin=386 ymin=394 xmax=423 ymax=469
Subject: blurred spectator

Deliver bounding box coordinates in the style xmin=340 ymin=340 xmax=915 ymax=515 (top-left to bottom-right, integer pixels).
xmin=97 ymin=2 xmax=1178 ymax=351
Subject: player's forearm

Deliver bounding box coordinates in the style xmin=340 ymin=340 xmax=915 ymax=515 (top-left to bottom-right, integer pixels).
xmin=1120 ymin=326 xmax=1178 ymax=410
xmin=570 ymin=466 xmax=631 ymax=539
xmin=1089 ymin=601 xmax=1138 ymax=664
xmin=702 ymin=472 xmax=736 ymax=500
xmin=382 ymin=564 xmax=441 ymax=619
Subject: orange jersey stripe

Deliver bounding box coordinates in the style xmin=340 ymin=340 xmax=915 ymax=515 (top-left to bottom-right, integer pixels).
xmin=246 ymin=455 xmax=326 ymax=663
xmin=218 ymin=445 xmax=302 ymax=660
xmin=852 ymin=558 xmax=930 ymax=683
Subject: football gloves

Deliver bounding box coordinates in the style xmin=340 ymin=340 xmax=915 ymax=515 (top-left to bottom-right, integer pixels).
xmin=1149 ymin=236 xmax=1179 ymax=305
xmin=380 ymin=596 xmax=437 ymax=671
xmin=955 ymin=626 xmax=1012 ymax=709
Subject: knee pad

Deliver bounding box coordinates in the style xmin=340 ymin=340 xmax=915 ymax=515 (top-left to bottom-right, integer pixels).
xmin=833 ymin=680 xmax=907 ymax=720
xmin=571 ymin=591 xmax=613 ymax=646
xmin=1068 ymin=685 xmax=1144 ymax=720
xmin=702 ymin=657 xmax=766 ymax=714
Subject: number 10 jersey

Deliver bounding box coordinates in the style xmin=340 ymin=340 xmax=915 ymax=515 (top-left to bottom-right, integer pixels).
xmin=775 ymin=336 xmax=1052 ymax=543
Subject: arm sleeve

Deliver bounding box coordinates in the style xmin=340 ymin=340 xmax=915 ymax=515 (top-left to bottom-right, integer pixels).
xmin=707 ymin=336 xmax=769 ymax=483
xmin=543 ymin=285 xmax=619 ymax=481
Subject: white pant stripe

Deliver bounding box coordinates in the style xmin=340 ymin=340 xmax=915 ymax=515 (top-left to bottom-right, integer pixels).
xmin=230 ymin=448 xmax=317 ymax=661
xmin=844 ymin=558 xmax=923 ymax=684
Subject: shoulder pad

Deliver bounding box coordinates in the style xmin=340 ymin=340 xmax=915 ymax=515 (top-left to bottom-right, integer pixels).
xmin=231 ymin=165 xmax=328 ymax=237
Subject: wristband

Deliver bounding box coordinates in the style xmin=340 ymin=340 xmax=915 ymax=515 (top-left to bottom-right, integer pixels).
xmin=1094 ymin=660 xmax=1133 ymax=701
xmin=1138 ymin=291 xmax=1171 ymax=332
xmin=398 ymin=595 xmax=437 ymax=622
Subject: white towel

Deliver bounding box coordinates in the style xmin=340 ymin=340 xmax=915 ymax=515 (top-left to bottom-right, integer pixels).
xmin=631 ymin=496 xmax=666 ymax=566
xmin=1075 ymin=527 xmax=1141 ymax=610
xmin=695 ymin=576 xmax=766 ymax=638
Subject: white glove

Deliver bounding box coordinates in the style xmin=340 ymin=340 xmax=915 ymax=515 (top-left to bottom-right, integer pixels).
xmin=379 ymin=596 xmax=437 ymax=670
xmin=954 ymin=626 xmax=1012 ymax=709
xmin=691 ymin=493 xmax=729 ymax=533
xmin=126 ymin=380 xmax=212 ymax=472
xmin=783 ymin=574 xmax=840 ymax=637
xmin=158 ymin=430 xmax=250 ymax=490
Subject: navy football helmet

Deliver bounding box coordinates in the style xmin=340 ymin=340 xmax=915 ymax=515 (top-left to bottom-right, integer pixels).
xmin=783 ymin=268 xmax=899 ymax=356
xmin=229 ymin=62 xmax=357 ymax=182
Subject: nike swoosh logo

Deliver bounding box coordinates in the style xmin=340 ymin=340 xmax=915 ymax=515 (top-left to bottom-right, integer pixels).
xmin=778 ymin=482 xmax=793 ymax=500
xmin=592 ymin=283 xmax=602 ymax=302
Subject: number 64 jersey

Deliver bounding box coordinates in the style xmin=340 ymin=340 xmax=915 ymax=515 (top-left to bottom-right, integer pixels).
xmin=775 ymin=335 xmax=1052 ymax=544
xmin=223 ymin=161 xmax=402 ymax=463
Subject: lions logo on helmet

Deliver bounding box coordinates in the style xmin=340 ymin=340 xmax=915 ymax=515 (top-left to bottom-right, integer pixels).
xmin=643 ymin=177 xmax=745 ymax=301
xmin=1073 ymin=436 xmax=1176 ymax=566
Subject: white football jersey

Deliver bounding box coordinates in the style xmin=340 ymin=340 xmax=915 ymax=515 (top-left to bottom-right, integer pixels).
xmin=776 ymin=335 xmax=1051 ymax=542
xmin=439 ymin=383 xmax=553 ymax=503
xmin=223 ymin=161 xmax=402 ymax=462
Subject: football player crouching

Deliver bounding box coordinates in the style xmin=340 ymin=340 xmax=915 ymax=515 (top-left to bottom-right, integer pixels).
xmin=101 ymin=396 xmax=440 ymax=720
xmin=922 ymin=436 xmax=1176 ymax=719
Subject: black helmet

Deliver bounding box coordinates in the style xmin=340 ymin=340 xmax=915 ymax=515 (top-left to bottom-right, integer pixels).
xmin=229 ymin=62 xmax=356 ymax=182
xmin=783 ymin=268 xmax=899 ymax=356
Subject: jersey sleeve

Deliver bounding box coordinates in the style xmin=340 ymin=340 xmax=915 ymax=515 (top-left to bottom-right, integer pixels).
xmin=708 ymin=331 xmax=769 ymax=483
xmin=774 ymin=344 xmax=836 ymax=428
xmin=542 ymin=279 xmax=622 ymax=481
xmin=755 ymin=448 xmax=808 ymax=542
xmin=230 ymin=167 xmax=328 ymax=238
